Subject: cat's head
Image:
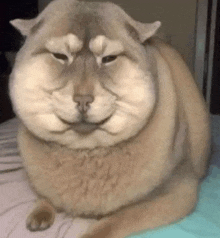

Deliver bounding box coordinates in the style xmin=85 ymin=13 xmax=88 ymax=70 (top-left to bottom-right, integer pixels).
xmin=9 ymin=0 xmax=161 ymax=149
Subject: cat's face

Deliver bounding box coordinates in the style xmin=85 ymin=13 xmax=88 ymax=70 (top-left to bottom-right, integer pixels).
xmin=9 ymin=0 xmax=160 ymax=149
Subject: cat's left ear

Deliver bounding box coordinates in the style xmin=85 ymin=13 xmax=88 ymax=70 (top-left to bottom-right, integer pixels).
xmin=133 ymin=21 xmax=161 ymax=43
xmin=10 ymin=18 xmax=37 ymax=36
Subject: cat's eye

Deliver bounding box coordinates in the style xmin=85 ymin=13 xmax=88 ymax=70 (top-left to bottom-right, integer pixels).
xmin=102 ymin=55 xmax=118 ymax=64
xmin=52 ymin=53 xmax=68 ymax=61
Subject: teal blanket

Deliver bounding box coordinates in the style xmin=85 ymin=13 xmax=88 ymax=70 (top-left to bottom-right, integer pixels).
xmin=128 ymin=166 xmax=220 ymax=238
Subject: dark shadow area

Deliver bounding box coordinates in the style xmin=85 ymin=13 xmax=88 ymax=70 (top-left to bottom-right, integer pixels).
xmin=210 ymin=0 xmax=220 ymax=114
xmin=0 ymin=0 xmax=38 ymax=123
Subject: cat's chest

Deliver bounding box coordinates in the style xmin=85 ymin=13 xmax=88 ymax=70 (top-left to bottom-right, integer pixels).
xmin=24 ymin=145 xmax=143 ymax=216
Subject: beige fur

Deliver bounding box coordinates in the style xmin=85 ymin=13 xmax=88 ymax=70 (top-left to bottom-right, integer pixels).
xmin=9 ymin=0 xmax=210 ymax=237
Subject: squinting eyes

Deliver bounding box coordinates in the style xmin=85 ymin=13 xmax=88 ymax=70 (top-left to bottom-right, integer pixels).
xmin=52 ymin=53 xmax=68 ymax=61
xmin=102 ymin=55 xmax=118 ymax=64
xmin=51 ymin=52 xmax=118 ymax=65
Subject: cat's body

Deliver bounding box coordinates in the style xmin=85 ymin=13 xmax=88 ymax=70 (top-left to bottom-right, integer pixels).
xmin=9 ymin=0 xmax=210 ymax=237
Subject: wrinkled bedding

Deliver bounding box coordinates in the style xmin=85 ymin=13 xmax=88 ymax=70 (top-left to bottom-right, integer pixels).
xmin=0 ymin=117 xmax=219 ymax=238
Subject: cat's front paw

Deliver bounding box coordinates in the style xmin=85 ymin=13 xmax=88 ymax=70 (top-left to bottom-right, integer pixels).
xmin=26 ymin=200 xmax=56 ymax=231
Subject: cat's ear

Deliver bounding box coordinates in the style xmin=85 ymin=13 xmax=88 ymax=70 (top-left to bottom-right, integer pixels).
xmin=10 ymin=18 xmax=37 ymax=36
xmin=133 ymin=21 xmax=161 ymax=43
xmin=127 ymin=20 xmax=161 ymax=43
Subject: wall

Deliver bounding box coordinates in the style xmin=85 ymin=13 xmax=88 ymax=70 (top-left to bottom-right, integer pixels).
xmin=38 ymin=0 xmax=197 ymax=73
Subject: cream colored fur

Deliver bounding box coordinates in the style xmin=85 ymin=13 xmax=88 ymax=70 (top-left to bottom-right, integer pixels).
xmin=10 ymin=36 xmax=156 ymax=148
xmin=9 ymin=0 xmax=210 ymax=237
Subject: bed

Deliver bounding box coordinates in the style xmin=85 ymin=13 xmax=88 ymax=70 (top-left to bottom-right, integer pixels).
xmin=0 ymin=116 xmax=219 ymax=238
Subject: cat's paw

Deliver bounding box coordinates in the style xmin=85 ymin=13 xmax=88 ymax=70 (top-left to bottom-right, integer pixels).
xmin=26 ymin=200 xmax=55 ymax=231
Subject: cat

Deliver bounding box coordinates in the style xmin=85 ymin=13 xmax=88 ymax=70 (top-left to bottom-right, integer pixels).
xmin=9 ymin=0 xmax=210 ymax=237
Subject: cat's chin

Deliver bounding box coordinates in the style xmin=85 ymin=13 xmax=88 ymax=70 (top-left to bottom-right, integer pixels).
xmin=60 ymin=116 xmax=112 ymax=134
xmin=71 ymin=122 xmax=99 ymax=134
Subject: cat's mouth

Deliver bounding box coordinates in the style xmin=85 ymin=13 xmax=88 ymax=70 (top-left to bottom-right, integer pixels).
xmin=60 ymin=116 xmax=111 ymax=134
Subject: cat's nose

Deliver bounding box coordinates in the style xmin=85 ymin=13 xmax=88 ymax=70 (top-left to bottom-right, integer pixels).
xmin=74 ymin=95 xmax=94 ymax=113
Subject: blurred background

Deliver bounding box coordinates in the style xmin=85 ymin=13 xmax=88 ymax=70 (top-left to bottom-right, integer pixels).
xmin=0 ymin=0 xmax=219 ymax=123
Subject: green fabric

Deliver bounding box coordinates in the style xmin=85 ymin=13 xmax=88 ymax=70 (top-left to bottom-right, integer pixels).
xmin=128 ymin=166 xmax=220 ymax=238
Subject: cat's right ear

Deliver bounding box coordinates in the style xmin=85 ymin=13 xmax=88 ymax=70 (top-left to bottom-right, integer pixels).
xmin=10 ymin=18 xmax=36 ymax=36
